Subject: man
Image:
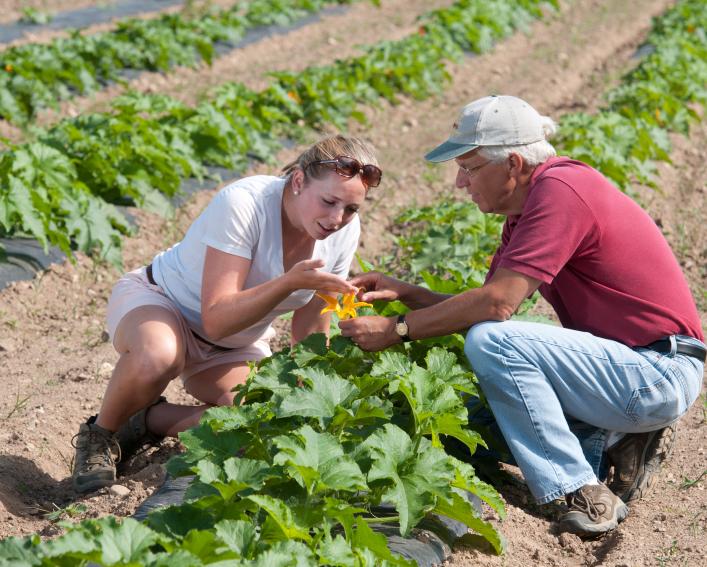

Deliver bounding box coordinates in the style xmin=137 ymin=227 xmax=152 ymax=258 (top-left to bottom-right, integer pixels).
xmin=339 ymin=95 xmax=705 ymax=537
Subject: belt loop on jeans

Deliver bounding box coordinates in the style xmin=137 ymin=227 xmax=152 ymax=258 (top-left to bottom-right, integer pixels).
xmin=145 ymin=263 xmax=156 ymax=286
xmin=668 ymin=335 xmax=677 ymax=357
xmin=642 ymin=336 xmax=706 ymax=363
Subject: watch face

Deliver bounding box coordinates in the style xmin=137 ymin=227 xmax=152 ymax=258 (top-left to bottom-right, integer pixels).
xmin=396 ymin=322 xmax=408 ymax=336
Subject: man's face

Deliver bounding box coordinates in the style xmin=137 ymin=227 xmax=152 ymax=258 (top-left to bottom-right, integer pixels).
xmin=454 ymin=150 xmax=519 ymax=215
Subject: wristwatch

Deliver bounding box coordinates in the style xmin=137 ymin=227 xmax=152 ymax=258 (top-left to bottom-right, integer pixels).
xmin=395 ymin=314 xmax=411 ymax=342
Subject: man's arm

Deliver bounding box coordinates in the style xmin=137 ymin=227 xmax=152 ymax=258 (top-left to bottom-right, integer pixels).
xmin=339 ymin=268 xmax=541 ymax=351
xmin=405 ymin=268 xmax=540 ymax=339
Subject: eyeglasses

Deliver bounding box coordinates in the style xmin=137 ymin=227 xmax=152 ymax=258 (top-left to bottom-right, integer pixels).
xmin=306 ymin=155 xmax=383 ymax=188
xmin=458 ymin=159 xmax=492 ymax=178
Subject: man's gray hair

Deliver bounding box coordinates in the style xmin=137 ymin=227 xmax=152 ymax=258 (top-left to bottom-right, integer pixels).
xmin=478 ymin=116 xmax=558 ymax=167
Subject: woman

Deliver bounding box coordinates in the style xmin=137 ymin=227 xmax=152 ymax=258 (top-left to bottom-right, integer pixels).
xmin=72 ymin=135 xmax=382 ymax=493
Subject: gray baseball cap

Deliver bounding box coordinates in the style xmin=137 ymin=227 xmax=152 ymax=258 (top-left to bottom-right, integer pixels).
xmin=425 ymin=95 xmax=549 ymax=162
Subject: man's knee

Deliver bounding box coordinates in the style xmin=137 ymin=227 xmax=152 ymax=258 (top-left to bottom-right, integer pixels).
xmin=464 ymin=321 xmax=507 ymax=376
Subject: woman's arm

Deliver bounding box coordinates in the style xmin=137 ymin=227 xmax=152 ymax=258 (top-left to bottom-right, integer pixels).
xmin=200 ymin=246 xmax=355 ymax=341
xmin=291 ymin=295 xmax=331 ymax=346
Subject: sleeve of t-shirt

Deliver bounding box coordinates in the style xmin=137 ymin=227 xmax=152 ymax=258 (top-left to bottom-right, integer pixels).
xmin=330 ymin=215 xmax=361 ymax=279
xmin=200 ymin=185 xmax=260 ymax=259
xmin=496 ymin=176 xmax=597 ymax=284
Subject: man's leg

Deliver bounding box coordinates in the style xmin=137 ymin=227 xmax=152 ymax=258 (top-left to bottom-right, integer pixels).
xmin=465 ymin=321 xmax=699 ymax=502
xmin=463 ymin=321 xmax=701 ymax=534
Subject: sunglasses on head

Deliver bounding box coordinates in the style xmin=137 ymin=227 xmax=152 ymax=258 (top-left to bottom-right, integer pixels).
xmin=307 ymin=155 xmax=382 ymax=188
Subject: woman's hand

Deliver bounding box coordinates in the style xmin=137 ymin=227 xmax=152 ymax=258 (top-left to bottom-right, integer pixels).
xmin=349 ymin=272 xmax=411 ymax=303
xmin=284 ymin=259 xmax=357 ymax=294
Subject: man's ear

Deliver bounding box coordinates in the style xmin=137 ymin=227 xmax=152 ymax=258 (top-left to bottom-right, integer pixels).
xmin=508 ymin=153 xmax=525 ymax=177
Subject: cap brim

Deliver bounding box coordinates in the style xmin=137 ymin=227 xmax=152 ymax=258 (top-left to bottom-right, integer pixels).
xmin=424 ymin=140 xmax=478 ymax=163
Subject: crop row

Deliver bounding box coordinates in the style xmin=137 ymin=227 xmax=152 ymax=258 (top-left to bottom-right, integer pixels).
xmin=387 ymin=0 xmax=706 ymax=296
xmin=0 ymin=0 xmax=555 ymax=266
xmin=0 ymin=0 xmax=361 ymax=126
xmin=554 ymin=0 xmax=707 ymax=192
xmin=0 ymin=332 xmax=505 ymax=565
xmin=0 ymin=2 xmax=703 ymax=564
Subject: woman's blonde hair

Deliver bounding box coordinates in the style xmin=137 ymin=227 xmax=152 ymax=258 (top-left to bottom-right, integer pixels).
xmin=282 ymin=135 xmax=379 ymax=184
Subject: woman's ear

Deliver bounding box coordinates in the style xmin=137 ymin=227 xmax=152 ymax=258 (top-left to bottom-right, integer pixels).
xmin=291 ymin=168 xmax=305 ymax=195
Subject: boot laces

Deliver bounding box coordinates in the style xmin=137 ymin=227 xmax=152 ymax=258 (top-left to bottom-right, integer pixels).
xmin=71 ymin=428 xmax=122 ymax=467
xmin=568 ymin=488 xmax=606 ymax=521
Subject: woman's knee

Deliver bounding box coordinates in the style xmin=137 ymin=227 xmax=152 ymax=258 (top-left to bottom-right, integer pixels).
xmin=120 ymin=336 xmax=185 ymax=385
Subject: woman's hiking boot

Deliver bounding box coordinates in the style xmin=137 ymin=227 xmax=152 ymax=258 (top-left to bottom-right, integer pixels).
xmin=115 ymin=396 xmax=167 ymax=461
xmin=607 ymin=424 xmax=677 ymax=503
xmin=71 ymin=398 xmax=166 ymax=493
xmin=559 ymin=483 xmax=628 ymax=537
xmin=71 ymin=417 xmax=121 ymax=494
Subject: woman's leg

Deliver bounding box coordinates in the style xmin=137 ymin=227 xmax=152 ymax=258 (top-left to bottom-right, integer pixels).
xmin=96 ymin=305 xmax=187 ymax=432
xmin=146 ymin=362 xmax=251 ymax=437
xmin=73 ymin=304 xmax=188 ymax=492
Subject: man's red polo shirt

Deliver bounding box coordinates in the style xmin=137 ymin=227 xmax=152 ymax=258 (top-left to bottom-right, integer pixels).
xmin=486 ymin=157 xmax=703 ymax=346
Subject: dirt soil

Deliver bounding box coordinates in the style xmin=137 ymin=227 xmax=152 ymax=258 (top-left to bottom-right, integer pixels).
xmin=1 ymin=0 xmax=705 ymax=565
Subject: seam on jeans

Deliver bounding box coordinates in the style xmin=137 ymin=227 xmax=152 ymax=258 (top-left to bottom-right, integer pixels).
xmin=497 ymin=336 xmax=572 ymax=496
xmin=501 ymin=334 xmax=645 ymax=430
xmin=625 ymin=376 xmax=668 ymax=423
xmin=501 ymin=332 xmax=647 ymax=368
xmin=668 ymin=364 xmax=691 ymax=412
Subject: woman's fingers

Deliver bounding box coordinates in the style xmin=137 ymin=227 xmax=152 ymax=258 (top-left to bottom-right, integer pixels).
xmin=295 ymin=258 xmax=326 ymax=271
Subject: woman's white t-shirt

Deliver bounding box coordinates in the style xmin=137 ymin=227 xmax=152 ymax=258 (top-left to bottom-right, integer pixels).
xmin=151 ymin=175 xmax=360 ymax=348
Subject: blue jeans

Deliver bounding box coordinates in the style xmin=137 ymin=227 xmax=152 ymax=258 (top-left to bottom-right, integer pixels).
xmin=464 ymin=321 xmax=704 ymax=504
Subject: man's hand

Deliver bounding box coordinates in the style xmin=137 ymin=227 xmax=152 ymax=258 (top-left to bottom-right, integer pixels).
xmin=349 ymin=272 xmax=411 ymax=303
xmin=339 ymin=315 xmax=398 ymax=352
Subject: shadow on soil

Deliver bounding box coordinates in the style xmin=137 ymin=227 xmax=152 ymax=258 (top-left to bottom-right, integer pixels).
xmin=0 ymin=454 xmax=73 ymax=516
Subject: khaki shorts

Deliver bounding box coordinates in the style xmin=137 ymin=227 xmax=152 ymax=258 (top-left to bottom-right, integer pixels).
xmin=106 ymin=267 xmax=272 ymax=381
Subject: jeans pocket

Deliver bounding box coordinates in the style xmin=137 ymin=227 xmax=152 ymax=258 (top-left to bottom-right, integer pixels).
xmin=625 ymin=374 xmax=685 ymax=427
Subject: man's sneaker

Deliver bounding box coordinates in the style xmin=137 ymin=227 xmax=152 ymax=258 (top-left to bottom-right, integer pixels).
xmin=71 ymin=417 xmax=120 ymax=494
xmin=115 ymin=396 xmax=166 ymax=461
xmin=606 ymin=424 xmax=677 ymax=503
xmin=559 ymin=483 xmax=629 ymax=537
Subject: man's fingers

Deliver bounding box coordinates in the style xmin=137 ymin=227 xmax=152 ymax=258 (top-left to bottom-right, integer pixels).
xmin=360 ymin=290 xmax=396 ymax=302
xmin=349 ymin=273 xmax=380 ymax=287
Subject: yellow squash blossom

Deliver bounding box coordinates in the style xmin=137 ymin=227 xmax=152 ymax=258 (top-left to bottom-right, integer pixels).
xmin=315 ymin=292 xmax=372 ymax=320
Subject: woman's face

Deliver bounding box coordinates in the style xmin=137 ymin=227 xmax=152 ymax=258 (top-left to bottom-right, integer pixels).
xmin=293 ymin=170 xmax=367 ymax=239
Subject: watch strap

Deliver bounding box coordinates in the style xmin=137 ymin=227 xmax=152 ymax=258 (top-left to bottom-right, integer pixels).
xmin=396 ymin=314 xmax=411 ymax=342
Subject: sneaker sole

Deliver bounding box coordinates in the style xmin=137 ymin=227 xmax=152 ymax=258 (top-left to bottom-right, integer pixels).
xmin=72 ymin=471 xmax=116 ymax=494
xmin=616 ymin=425 xmax=677 ymax=504
xmin=559 ymin=501 xmax=629 ymax=537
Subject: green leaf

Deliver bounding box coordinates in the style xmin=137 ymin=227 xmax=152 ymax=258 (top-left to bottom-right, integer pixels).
xmin=351 ymin=518 xmax=414 ymax=567
xmin=370 ymin=351 xmax=413 ymax=378
xmin=246 ymin=495 xmax=312 ymax=543
xmin=251 ymin=541 xmax=315 ymax=567
xmin=433 ymin=492 xmax=505 ymax=554
xmin=96 ymin=517 xmax=158 ymax=564
xmin=273 ymin=425 xmax=366 ymax=494
xmin=214 ymin=519 xmax=258 ymax=558
xmin=277 ymin=367 xmax=358 ymax=420
xmin=451 ymin=458 xmax=506 ymax=518
xmin=317 ymin=534 xmax=356 ymax=567
xmin=362 ymin=424 xmax=455 ymax=534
